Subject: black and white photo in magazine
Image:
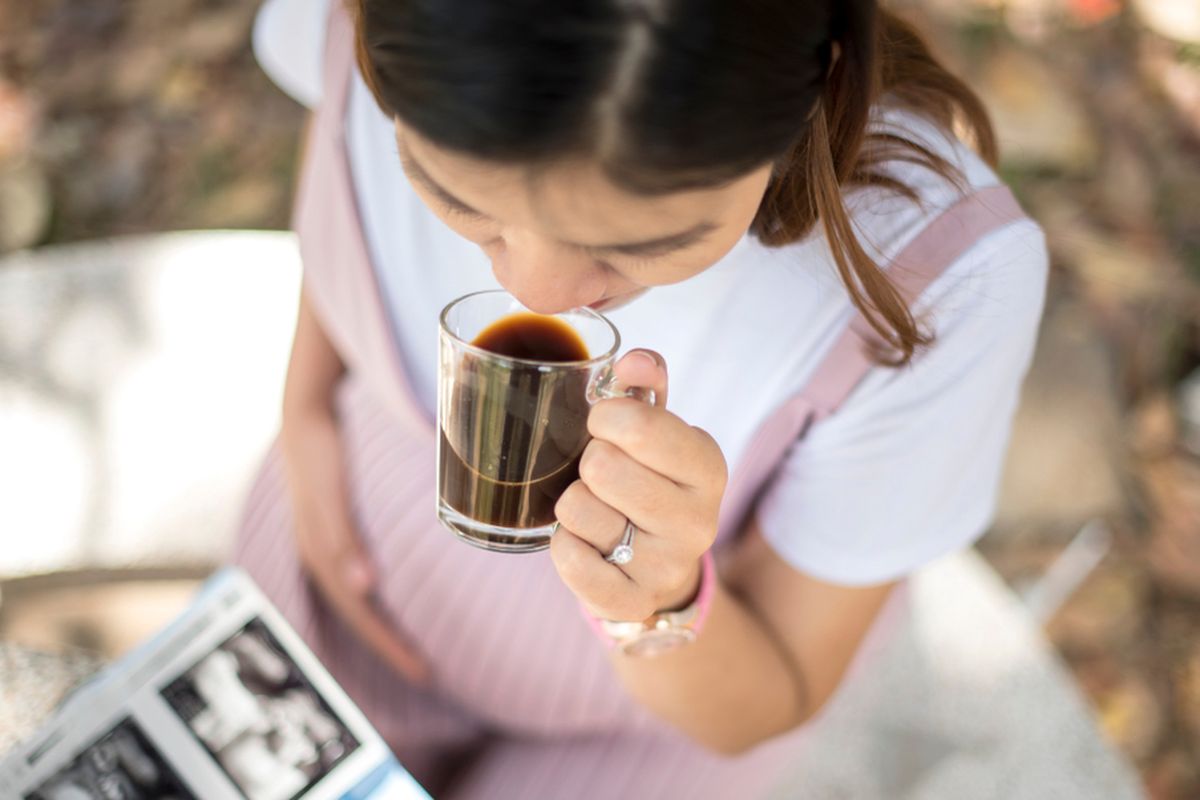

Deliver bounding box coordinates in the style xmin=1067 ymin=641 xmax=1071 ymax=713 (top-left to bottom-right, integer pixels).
xmin=161 ymin=618 xmax=359 ymax=800
xmin=25 ymin=717 xmax=195 ymax=800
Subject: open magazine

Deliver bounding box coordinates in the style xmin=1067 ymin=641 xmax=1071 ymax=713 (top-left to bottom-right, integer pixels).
xmin=0 ymin=568 xmax=432 ymax=800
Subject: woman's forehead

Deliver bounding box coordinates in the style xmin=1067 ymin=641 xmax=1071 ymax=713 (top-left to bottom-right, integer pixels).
xmin=396 ymin=120 xmax=763 ymax=245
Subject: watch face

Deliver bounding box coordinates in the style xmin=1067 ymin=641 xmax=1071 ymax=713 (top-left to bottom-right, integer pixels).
xmin=621 ymin=628 xmax=696 ymax=658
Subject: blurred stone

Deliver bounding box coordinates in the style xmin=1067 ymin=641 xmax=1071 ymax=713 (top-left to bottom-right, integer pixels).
xmin=110 ymin=41 xmax=172 ymax=103
xmin=1029 ymin=187 xmax=1180 ymax=311
xmin=0 ymin=643 xmax=102 ymax=753
xmin=1095 ymin=676 xmax=1164 ymax=761
xmin=1128 ymin=392 xmax=1180 ymax=459
xmin=156 ymin=64 xmax=206 ymax=114
xmin=126 ymin=0 xmax=193 ymax=32
xmin=44 ymin=298 xmax=136 ymax=396
xmin=1179 ymin=645 xmax=1200 ymax=738
xmin=0 ymin=160 xmax=52 ymax=253
xmin=977 ymin=48 xmax=1100 ymax=173
xmin=995 ymin=296 xmax=1128 ymax=533
xmin=66 ymin=124 xmax=155 ymax=218
xmin=1065 ymin=648 xmax=1125 ymax=702
xmin=1144 ymin=747 xmax=1200 ymax=800
xmin=1133 ymin=0 xmax=1200 ymax=44
xmin=0 ymin=80 xmax=38 ymax=163
xmin=1068 ymin=232 xmax=1171 ymax=310
xmin=1143 ymin=455 xmax=1200 ymax=598
xmin=1004 ymin=0 xmax=1059 ymax=42
xmin=35 ymin=118 xmax=94 ymax=163
xmin=1046 ymin=560 xmax=1148 ymax=652
xmin=103 ymin=124 xmax=155 ymax=209
xmin=0 ymin=578 xmax=201 ymax=661
xmin=1157 ymin=57 xmax=1200 ymax=136
xmin=1099 ymin=137 xmax=1158 ymax=232
xmin=1179 ymin=367 xmax=1200 ymax=459
xmin=1066 ymin=0 xmax=1122 ymax=26
xmin=199 ymin=176 xmax=281 ymax=228
xmin=0 ymin=381 xmax=93 ymax=576
xmin=179 ymin=5 xmax=254 ymax=62
xmin=902 ymin=0 xmax=992 ymax=24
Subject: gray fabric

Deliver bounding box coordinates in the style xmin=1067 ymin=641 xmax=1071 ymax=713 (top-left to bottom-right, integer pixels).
xmin=764 ymin=551 xmax=1144 ymax=799
xmin=0 ymin=643 xmax=102 ymax=753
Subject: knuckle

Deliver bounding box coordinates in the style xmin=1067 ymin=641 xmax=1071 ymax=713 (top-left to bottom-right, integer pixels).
xmin=611 ymin=594 xmax=654 ymax=623
xmin=692 ymin=512 xmax=718 ymax=549
xmin=660 ymin=562 xmax=692 ymax=596
xmin=631 ymin=596 xmax=659 ymax=621
xmin=713 ymin=456 xmax=729 ymax=494
xmin=579 ymin=439 xmax=615 ymax=486
xmin=695 ymin=427 xmax=729 ymax=491
xmin=622 ymin=407 xmax=656 ymax=451
xmin=549 ymin=530 xmax=589 ymax=581
xmin=554 ymin=480 xmax=588 ymax=529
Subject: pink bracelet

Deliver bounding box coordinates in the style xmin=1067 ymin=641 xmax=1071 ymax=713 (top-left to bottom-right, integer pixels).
xmin=582 ymin=549 xmax=717 ymax=648
xmin=690 ymin=549 xmax=717 ymax=634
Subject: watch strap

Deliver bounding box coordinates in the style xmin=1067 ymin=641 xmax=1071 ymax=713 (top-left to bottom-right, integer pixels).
xmin=581 ymin=549 xmax=716 ymax=650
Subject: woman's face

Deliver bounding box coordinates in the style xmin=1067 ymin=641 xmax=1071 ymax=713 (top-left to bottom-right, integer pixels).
xmin=396 ymin=120 xmax=773 ymax=314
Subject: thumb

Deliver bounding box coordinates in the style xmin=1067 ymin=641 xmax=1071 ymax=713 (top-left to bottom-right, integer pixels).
xmin=614 ymin=349 xmax=668 ymax=408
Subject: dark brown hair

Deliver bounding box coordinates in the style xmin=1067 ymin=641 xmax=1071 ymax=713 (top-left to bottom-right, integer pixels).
xmin=353 ymin=0 xmax=997 ymax=365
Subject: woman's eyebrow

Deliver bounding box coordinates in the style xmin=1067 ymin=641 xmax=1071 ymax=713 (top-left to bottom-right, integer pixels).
xmin=397 ymin=141 xmax=717 ymax=255
xmin=397 ymin=144 xmax=483 ymax=214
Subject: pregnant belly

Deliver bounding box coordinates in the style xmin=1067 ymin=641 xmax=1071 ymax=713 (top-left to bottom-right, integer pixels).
xmin=337 ymin=377 xmax=652 ymax=736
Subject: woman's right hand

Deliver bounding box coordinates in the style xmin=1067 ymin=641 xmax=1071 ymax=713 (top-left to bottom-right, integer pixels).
xmin=280 ymin=401 xmax=431 ymax=686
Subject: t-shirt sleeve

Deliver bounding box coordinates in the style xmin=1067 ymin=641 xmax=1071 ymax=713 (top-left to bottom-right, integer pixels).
xmin=252 ymin=0 xmax=331 ymax=109
xmin=755 ymin=218 xmax=1049 ymax=586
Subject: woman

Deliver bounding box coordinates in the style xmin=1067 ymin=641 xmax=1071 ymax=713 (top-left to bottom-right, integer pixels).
xmin=238 ymin=0 xmax=1047 ymax=796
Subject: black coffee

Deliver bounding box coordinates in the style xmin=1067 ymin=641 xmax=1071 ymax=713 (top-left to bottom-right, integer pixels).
xmin=470 ymin=312 xmax=590 ymax=363
xmin=439 ymin=313 xmax=591 ymax=532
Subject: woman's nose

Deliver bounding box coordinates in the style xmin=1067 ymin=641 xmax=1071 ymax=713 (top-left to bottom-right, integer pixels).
xmin=489 ymin=230 xmax=606 ymax=315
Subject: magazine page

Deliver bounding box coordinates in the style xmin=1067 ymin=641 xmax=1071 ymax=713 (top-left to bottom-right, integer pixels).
xmin=0 ymin=568 xmax=431 ymax=800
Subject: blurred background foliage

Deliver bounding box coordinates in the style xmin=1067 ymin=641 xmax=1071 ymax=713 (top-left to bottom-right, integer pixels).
xmin=1 ymin=0 xmax=1198 ymax=796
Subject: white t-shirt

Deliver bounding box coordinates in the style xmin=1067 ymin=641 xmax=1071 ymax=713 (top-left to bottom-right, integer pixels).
xmin=254 ymin=0 xmax=1049 ymax=585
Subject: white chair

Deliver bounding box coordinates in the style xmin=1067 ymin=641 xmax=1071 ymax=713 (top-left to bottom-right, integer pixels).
xmin=0 ymin=231 xmax=300 ymax=578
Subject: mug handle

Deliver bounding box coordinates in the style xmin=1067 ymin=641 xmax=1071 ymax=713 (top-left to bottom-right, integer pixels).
xmin=588 ymin=361 xmax=658 ymax=407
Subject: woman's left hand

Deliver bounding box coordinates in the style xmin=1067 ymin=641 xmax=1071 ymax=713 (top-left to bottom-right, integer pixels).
xmin=551 ymin=349 xmax=728 ymax=622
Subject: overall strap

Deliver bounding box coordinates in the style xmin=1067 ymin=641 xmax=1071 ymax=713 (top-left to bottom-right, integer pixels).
xmin=716 ymin=184 xmax=1029 ymax=542
xmin=291 ymin=0 xmax=431 ymax=426
xmin=321 ymin=0 xmax=356 ymax=119
xmin=802 ymin=184 xmax=1026 ymax=420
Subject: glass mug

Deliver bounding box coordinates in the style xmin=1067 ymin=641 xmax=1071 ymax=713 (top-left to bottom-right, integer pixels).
xmin=437 ymin=290 xmax=652 ymax=553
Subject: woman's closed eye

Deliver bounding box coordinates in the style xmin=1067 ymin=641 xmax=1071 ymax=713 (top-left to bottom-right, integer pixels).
xmin=437 ymin=196 xmax=675 ymax=264
xmin=439 ymin=195 xmax=490 ymax=222
xmin=584 ymin=244 xmax=676 ymax=266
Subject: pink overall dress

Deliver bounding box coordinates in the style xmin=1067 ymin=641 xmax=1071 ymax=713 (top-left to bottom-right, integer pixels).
xmin=231 ymin=5 xmax=1029 ymax=797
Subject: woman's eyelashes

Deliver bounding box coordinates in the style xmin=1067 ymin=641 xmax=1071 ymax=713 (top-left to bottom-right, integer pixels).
xmin=584 ymin=247 xmax=663 ymax=267
xmin=442 ymin=198 xmax=489 ymax=222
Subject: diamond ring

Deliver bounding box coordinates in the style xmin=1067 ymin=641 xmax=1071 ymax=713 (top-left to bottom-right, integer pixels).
xmin=605 ymin=519 xmax=637 ymax=565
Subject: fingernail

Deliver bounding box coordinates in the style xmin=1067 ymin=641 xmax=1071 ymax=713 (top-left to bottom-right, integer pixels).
xmin=627 ymin=351 xmax=657 ymax=369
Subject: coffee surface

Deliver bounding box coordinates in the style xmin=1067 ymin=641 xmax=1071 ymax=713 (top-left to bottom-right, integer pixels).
xmin=471 ymin=312 xmax=589 ymax=362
